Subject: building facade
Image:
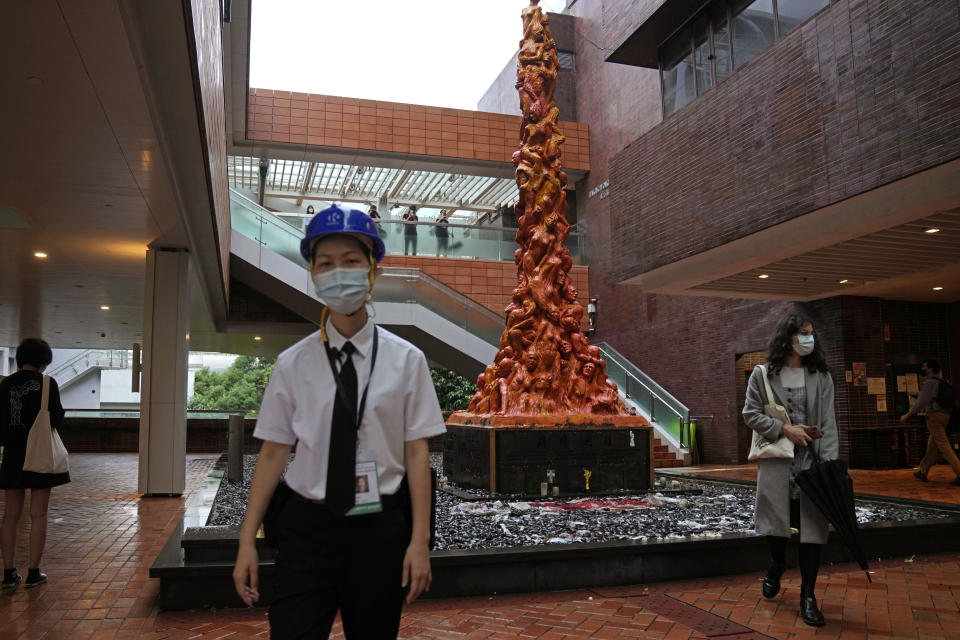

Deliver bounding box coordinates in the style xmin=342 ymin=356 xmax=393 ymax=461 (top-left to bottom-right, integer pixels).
xmin=484 ymin=0 xmax=960 ymax=464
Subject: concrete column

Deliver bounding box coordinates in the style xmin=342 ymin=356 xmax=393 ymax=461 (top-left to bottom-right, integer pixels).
xmin=138 ymin=248 xmax=190 ymax=496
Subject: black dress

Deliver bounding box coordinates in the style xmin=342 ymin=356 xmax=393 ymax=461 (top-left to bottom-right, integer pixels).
xmin=0 ymin=370 xmax=71 ymax=489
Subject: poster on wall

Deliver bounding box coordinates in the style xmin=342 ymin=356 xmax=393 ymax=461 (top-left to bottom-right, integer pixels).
xmin=897 ymin=376 xmax=907 ymax=392
xmin=877 ymin=396 xmax=887 ymax=412
xmin=867 ymin=377 xmax=886 ymax=395
xmin=905 ymin=373 xmax=919 ymax=395
xmin=852 ymin=362 xmax=867 ymax=387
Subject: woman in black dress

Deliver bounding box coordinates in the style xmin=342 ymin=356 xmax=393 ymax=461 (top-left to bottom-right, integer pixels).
xmin=0 ymin=338 xmax=69 ymax=589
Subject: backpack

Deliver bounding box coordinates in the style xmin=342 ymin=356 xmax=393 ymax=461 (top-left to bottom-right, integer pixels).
xmin=938 ymin=379 xmax=959 ymax=433
xmin=937 ymin=378 xmax=956 ymax=412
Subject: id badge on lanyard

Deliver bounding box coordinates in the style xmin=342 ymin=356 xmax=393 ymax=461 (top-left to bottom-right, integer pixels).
xmin=324 ymin=323 xmax=381 ymax=516
xmin=348 ymin=452 xmax=382 ymax=515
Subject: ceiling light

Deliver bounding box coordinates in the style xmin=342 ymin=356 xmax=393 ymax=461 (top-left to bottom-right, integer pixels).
xmin=100 ymin=305 xmax=110 ymax=310
xmin=33 ymin=251 xmax=47 ymax=258
xmin=933 ymin=286 xmax=944 ymax=291
xmin=839 ymin=279 xmax=849 ymax=284
xmin=925 ymin=228 xmax=940 ymax=234
xmin=254 ymin=336 xmax=262 ymax=341
xmin=758 ymin=274 xmax=769 ymax=279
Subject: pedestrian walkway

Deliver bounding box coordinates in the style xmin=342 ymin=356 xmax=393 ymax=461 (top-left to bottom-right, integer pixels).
xmin=0 ymin=454 xmax=958 ymax=639
xmin=666 ymin=464 xmax=960 ymax=506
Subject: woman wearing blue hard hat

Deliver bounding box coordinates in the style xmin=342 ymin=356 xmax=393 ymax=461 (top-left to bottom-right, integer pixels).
xmin=233 ymin=203 xmax=445 ymax=639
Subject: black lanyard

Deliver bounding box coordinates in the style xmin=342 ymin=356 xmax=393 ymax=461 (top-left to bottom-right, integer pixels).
xmin=323 ymin=326 xmax=379 ymax=433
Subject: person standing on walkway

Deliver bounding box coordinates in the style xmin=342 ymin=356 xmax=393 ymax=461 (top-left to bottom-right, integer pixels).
xmin=901 ymin=359 xmax=960 ymax=485
xmin=402 ymin=205 xmax=418 ymax=255
xmin=435 ymin=209 xmax=451 ymax=257
xmin=743 ymin=312 xmax=838 ymax=627
xmin=232 ymin=203 xmax=445 ymax=639
xmin=0 ymin=338 xmax=69 ymax=590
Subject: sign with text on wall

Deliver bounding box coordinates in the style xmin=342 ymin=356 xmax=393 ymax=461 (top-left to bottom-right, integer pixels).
xmin=866 ymin=378 xmax=886 ymax=395
xmin=905 ymin=373 xmax=919 ymax=395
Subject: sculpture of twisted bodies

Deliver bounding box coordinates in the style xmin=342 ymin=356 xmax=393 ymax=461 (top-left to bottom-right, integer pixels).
xmin=459 ymin=0 xmax=626 ymax=420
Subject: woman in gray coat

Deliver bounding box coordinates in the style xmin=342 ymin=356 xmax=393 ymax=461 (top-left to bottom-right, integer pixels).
xmin=743 ymin=312 xmax=838 ymax=627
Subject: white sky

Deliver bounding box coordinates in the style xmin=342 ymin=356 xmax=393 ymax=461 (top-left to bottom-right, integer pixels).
xmin=249 ymin=0 xmax=566 ymax=111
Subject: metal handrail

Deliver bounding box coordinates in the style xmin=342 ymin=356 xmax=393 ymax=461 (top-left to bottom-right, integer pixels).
xmin=595 ymin=341 xmax=690 ymax=447
xmin=48 ymin=349 xmax=130 ymax=381
xmin=378 ymin=268 xmax=504 ymax=324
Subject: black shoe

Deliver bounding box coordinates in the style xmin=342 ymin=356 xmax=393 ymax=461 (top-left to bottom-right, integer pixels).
xmin=914 ymin=470 xmax=928 ymax=482
xmin=761 ymin=563 xmax=784 ymax=599
xmin=800 ymin=594 xmax=826 ymax=627
xmin=1 ymin=570 xmax=21 ymax=590
xmin=24 ymin=569 xmax=46 ymax=589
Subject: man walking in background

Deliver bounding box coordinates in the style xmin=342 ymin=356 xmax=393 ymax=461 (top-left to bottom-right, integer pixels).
xmin=901 ymin=359 xmax=960 ymax=486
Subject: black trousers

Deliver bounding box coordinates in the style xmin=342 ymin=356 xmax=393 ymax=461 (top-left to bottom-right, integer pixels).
xmin=404 ymin=234 xmax=417 ymax=255
xmin=269 ymin=492 xmax=410 ymax=639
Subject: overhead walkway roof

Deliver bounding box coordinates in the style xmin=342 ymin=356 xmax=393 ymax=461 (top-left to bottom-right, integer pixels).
xmin=228 ymin=156 xmax=519 ymax=214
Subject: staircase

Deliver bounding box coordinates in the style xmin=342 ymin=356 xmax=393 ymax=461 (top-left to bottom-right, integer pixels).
xmin=654 ymin=437 xmax=685 ymax=468
xmin=47 ymin=349 xmax=129 ymax=390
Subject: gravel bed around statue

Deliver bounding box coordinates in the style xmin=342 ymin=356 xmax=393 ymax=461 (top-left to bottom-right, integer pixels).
xmin=207 ymin=454 xmax=957 ymax=550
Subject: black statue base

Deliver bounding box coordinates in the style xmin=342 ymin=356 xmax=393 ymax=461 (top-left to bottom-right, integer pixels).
xmin=443 ymin=422 xmax=653 ymax=496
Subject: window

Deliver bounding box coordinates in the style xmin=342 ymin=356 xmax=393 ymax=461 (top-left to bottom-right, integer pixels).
xmin=693 ymin=15 xmax=713 ymax=94
xmin=661 ymin=31 xmax=696 ymax=117
xmin=657 ymin=0 xmax=832 ymax=116
xmin=777 ymin=0 xmax=829 ymax=33
xmin=713 ymin=11 xmax=732 ymax=83
xmin=558 ymin=51 xmax=575 ymax=70
xmin=733 ymin=0 xmax=776 ymax=69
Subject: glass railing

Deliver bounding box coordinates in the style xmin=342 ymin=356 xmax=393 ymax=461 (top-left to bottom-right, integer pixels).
xmin=230 ymin=190 xmax=305 ymax=265
xmin=230 ymin=189 xmax=584 ymax=264
xmin=375 ymin=268 xmax=505 ymax=347
xmin=595 ymin=341 xmax=690 ymax=447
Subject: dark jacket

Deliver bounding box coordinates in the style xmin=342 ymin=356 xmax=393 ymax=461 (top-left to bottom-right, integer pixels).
xmin=0 ymin=370 xmax=65 ymax=446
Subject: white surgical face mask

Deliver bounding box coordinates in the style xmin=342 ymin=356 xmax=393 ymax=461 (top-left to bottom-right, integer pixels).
xmin=793 ymin=334 xmax=815 ymax=357
xmin=312 ymin=267 xmax=371 ymax=314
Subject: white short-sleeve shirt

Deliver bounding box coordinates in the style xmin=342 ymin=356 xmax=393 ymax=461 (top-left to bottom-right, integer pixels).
xmin=253 ymin=318 xmax=446 ymax=501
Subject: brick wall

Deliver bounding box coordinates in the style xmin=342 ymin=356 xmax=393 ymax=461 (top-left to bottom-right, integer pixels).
xmin=607 ymin=0 xmax=960 ymax=279
xmin=247 ymin=89 xmax=589 ymax=172
xmin=560 ymin=0 xmax=960 ymax=464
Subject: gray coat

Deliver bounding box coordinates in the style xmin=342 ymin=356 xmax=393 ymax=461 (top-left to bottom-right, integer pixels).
xmin=742 ymin=366 xmax=839 ymax=544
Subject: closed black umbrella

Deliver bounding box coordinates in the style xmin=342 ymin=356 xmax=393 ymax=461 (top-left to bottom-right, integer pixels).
xmin=794 ymin=450 xmax=872 ymax=582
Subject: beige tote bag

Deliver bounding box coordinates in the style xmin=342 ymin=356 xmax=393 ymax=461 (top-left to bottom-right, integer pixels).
xmin=23 ymin=375 xmax=69 ymax=474
xmin=747 ymin=365 xmax=795 ymax=461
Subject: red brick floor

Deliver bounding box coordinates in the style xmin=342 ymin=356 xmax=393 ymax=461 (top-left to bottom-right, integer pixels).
xmin=0 ymin=454 xmax=958 ymax=639
xmin=668 ymin=464 xmax=960 ymax=505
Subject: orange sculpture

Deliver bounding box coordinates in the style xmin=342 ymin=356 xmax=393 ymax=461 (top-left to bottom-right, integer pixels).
xmin=457 ymin=1 xmax=627 ymax=420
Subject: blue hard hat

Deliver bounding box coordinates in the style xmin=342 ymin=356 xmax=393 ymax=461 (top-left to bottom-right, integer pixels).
xmin=300 ymin=203 xmax=386 ymax=263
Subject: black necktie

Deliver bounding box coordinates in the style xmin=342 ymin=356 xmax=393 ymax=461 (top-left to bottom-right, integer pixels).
xmin=326 ymin=341 xmax=358 ymax=516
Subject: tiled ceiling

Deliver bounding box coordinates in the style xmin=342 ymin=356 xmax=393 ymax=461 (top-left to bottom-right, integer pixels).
xmin=692 ymin=210 xmax=960 ymax=302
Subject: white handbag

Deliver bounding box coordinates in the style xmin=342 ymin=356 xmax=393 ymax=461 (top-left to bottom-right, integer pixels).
xmin=747 ymin=365 xmax=795 ymax=461
xmin=23 ymin=375 xmax=70 ymax=474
